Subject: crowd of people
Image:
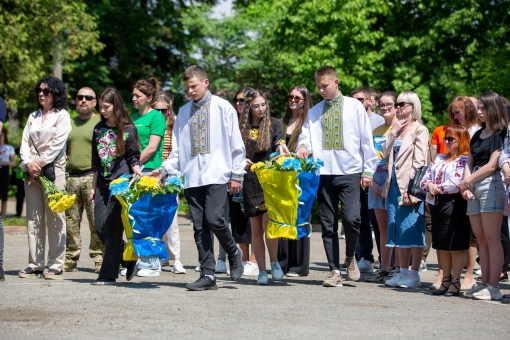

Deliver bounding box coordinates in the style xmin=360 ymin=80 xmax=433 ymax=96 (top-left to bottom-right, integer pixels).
xmin=0 ymin=65 xmax=508 ymax=304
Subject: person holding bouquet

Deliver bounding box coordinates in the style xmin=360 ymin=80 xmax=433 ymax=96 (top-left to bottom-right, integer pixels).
xmin=241 ymin=89 xmax=290 ymax=284
xmin=297 ymin=66 xmax=378 ymax=287
xmin=151 ymin=65 xmax=246 ymax=291
xmin=277 ymin=86 xmax=313 ymax=277
xmin=90 ymin=88 xmax=143 ymax=285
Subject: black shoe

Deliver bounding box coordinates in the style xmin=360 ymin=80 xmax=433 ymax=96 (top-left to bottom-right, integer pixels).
xmin=126 ymin=258 xmax=141 ymax=281
xmin=500 ymin=272 xmax=508 ymax=282
xmin=228 ymin=248 xmax=244 ymax=281
xmin=185 ymin=275 xmax=218 ymax=291
xmin=92 ymin=278 xmax=116 ymax=285
xmin=0 ymin=268 xmax=4 ymax=282
xmin=445 ymin=278 xmax=461 ymax=296
xmin=432 ymin=275 xmax=451 ymax=296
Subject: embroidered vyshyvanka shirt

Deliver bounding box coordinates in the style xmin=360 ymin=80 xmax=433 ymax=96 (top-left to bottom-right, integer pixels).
xmin=161 ymin=94 xmax=246 ymax=189
xmin=297 ymin=94 xmax=378 ymax=178
xmin=420 ymin=154 xmax=468 ymax=195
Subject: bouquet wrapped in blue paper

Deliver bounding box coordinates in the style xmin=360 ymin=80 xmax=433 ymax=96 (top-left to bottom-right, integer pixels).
xmin=109 ymin=174 xmax=183 ymax=261
xmin=252 ymin=153 xmax=324 ymax=240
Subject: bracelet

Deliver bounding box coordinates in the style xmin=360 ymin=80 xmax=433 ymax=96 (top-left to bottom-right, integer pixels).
xmin=231 ymin=173 xmax=244 ymax=183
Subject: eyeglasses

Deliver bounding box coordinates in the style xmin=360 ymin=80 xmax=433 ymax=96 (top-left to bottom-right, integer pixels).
xmin=288 ymin=95 xmax=304 ymax=103
xmin=356 ymin=98 xmax=366 ymax=103
xmin=234 ymin=98 xmax=245 ymax=104
xmin=35 ymin=88 xmax=51 ymax=96
xmin=443 ymin=137 xmax=457 ymax=144
xmin=77 ymin=95 xmax=95 ymax=101
xmin=378 ymin=103 xmax=395 ymax=109
xmin=154 ymin=108 xmax=169 ymax=114
xmin=395 ymin=102 xmax=413 ymax=109
xmin=251 ymin=102 xmax=267 ymax=110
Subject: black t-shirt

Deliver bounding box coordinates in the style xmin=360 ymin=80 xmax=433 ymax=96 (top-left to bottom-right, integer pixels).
xmin=246 ymin=117 xmax=284 ymax=162
xmin=92 ymin=122 xmax=140 ymax=189
xmin=470 ymin=128 xmax=506 ymax=167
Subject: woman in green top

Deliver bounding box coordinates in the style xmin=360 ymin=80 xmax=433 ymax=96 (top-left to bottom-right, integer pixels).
xmin=131 ymin=77 xmax=166 ymax=173
xmin=131 ymin=77 xmax=167 ymax=277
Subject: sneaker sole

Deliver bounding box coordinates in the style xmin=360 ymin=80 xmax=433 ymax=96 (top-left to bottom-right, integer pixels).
xmin=137 ymin=272 xmax=160 ymax=277
xmin=91 ymin=281 xmax=116 ymax=285
xmin=323 ymin=282 xmax=343 ymax=287
xmin=186 ymin=285 xmax=218 ymax=291
xmin=172 ymin=270 xmax=187 ymax=274
xmin=243 ymin=271 xmax=260 ymax=276
xmin=286 ymin=273 xmax=299 ymax=277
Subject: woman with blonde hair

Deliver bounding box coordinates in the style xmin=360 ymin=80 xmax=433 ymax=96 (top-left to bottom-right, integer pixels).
xmin=382 ymin=91 xmax=429 ymax=289
xmin=151 ymin=91 xmax=186 ymax=274
xmin=277 ymin=86 xmax=313 ymax=277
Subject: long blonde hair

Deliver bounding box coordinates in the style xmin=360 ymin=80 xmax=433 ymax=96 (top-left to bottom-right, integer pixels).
xmin=151 ymin=91 xmax=175 ymax=134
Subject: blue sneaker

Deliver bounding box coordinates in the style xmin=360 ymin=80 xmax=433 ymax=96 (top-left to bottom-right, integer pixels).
xmin=271 ymin=262 xmax=284 ymax=281
xmin=257 ymin=272 xmax=268 ymax=285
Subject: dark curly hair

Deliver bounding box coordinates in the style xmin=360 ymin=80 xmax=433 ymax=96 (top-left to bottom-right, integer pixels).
xmin=34 ymin=76 xmax=68 ymax=111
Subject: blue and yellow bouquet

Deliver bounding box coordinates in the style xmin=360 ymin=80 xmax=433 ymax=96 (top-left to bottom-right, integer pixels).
xmin=251 ymin=153 xmax=324 ymax=240
xmin=110 ymin=174 xmax=183 ymax=261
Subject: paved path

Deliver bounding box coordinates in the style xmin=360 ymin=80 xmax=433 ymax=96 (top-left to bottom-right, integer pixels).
xmin=1 ymin=199 xmax=509 ymax=339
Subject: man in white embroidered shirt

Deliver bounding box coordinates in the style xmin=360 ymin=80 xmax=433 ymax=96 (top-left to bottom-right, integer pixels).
xmin=296 ymin=66 xmax=378 ymax=288
xmin=150 ymin=65 xmax=246 ymax=291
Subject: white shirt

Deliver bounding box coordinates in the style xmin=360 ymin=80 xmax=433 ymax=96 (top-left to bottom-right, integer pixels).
xmin=162 ymin=95 xmax=246 ymax=189
xmin=297 ymin=96 xmax=378 ymax=177
xmin=0 ymin=144 xmax=14 ymax=163
xmin=20 ymin=109 xmax=71 ymax=168
xmin=420 ymin=154 xmax=468 ymax=196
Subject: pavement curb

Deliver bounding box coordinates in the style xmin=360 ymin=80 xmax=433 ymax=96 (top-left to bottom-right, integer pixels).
xmin=4 ymin=226 xmax=27 ymax=234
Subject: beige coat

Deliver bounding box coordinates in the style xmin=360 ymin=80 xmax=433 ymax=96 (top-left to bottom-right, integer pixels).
xmin=380 ymin=121 xmax=429 ymax=199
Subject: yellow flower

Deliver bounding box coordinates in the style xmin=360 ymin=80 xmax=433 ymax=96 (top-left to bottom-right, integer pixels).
xmin=111 ymin=177 xmax=129 ymax=185
xmin=137 ymin=176 xmax=160 ymax=191
xmin=250 ymin=162 xmax=265 ymax=172
xmin=276 ymin=157 xmax=287 ymax=166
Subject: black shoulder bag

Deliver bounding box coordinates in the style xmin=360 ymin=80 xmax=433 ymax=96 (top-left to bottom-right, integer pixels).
xmin=407 ymin=126 xmax=432 ymax=201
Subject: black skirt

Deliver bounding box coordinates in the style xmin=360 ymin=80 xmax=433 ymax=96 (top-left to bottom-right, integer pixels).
xmin=228 ymin=193 xmax=252 ymax=244
xmin=242 ymin=169 xmax=266 ymax=217
xmin=429 ymin=193 xmax=470 ymax=251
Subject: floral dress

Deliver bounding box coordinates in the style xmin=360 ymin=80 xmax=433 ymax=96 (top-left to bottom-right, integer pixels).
xmin=92 ymin=121 xmax=140 ymax=190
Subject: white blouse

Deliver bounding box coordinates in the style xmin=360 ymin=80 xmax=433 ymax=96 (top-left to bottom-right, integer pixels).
xmin=297 ymin=96 xmax=378 ymax=178
xmin=161 ymin=95 xmax=246 ymax=189
xmin=420 ymin=154 xmax=468 ymax=195
xmin=20 ymin=109 xmax=72 ymax=168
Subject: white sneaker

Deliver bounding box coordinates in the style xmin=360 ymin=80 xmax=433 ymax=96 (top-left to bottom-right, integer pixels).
xmin=339 ymin=234 xmax=345 ymax=239
xmin=215 ymin=260 xmax=228 ymax=274
xmin=385 ymin=273 xmax=405 ymax=287
xmin=357 ymin=259 xmax=374 ymax=273
xmin=464 ymin=283 xmax=487 ymax=298
xmin=137 ymin=268 xmax=160 ymax=277
xmin=243 ymin=261 xmax=260 ymax=276
xmin=397 ymin=274 xmax=421 ymax=288
xmin=271 ymin=262 xmax=284 ymax=281
xmin=257 ymin=271 xmax=269 ymax=285
xmin=419 ymin=260 xmax=427 ymax=272
xmin=286 ymin=271 xmax=299 ymax=277
xmin=475 ymin=269 xmax=482 ymax=275
xmin=194 ymin=265 xmax=201 ymax=272
xmin=472 ymin=284 xmax=502 ymax=301
xmin=137 ymin=256 xmax=161 ymax=277
xmin=120 ymin=268 xmax=127 ymax=276
xmin=172 ymin=261 xmax=186 ymax=274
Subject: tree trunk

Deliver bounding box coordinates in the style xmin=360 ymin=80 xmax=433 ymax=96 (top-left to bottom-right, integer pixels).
xmin=53 ymin=41 xmax=63 ymax=81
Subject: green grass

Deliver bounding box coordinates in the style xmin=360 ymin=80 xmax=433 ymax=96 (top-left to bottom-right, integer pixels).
xmin=3 ymin=216 xmax=27 ymax=226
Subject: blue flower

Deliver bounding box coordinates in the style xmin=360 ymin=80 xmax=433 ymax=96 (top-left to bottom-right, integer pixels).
xmin=120 ymin=174 xmax=132 ymax=179
xmin=291 ymin=159 xmax=302 ymax=171
xmin=269 ymin=151 xmax=280 ymax=158
xmin=165 ymin=176 xmax=183 ymax=190
xmin=110 ymin=181 xmax=130 ymax=196
xmin=281 ymin=158 xmax=293 ymax=170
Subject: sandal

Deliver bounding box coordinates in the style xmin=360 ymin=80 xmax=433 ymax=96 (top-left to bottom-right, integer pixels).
xmin=445 ymin=278 xmax=461 ymax=296
xmin=432 ymin=275 xmax=451 ymax=296
xmin=19 ymin=267 xmax=44 ymax=279
xmin=44 ymin=268 xmax=63 ymax=280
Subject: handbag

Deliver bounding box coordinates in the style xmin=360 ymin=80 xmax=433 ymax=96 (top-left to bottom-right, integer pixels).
xmin=407 ymin=126 xmax=432 ymax=201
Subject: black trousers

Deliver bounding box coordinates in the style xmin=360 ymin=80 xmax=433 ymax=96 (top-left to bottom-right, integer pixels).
xmin=318 ymin=174 xmax=361 ymax=271
xmin=0 ymin=217 xmax=4 ymax=269
xmin=94 ymin=187 xmax=133 ymax=280
xmin=185 ymin=184 xmax=237 ymax=276
xmin=278 ymin=237 xmax=310 ymax=275
xmin=357 ymin=188 xmax=377 ymax=263
xmin=502 ymin=216 xmax=510 ymax=273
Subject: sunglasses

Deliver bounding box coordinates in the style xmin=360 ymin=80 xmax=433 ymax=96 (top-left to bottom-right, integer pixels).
xmin=288 ymin=95 xmax=304 ymax=103
xmin=77 ymin=95 xmax=95 ymax=101
xmin=234 ymin=98 xmax=245 ymax=104
xmin=395 ymin=102 xmax=413 ymax=109
xmin=154 ymin=108 xmax=169 ymax=114
xmin=378 ymin=103 xmax=395 ymax=109
xmin=35 ymin=88 xmax=51 ymax=96
xmin=443 ymin=137 xmax=457 ymax=144
xmin=356 ymin=98 xmax=366 ymax=103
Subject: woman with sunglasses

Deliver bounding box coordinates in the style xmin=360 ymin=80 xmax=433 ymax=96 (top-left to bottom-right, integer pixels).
xmin=277 ymin=86 xmax=313 ymax=277
xmin=460 ymin=91 xmax=508 ymax=301
xmin=18 ymin=76 xmax=71 ymax=280
xmin=364 ymin=91 xmax=399 ymax=283
xmin=420 ymin=125 xmax=471 ymax=296
xmin=131 ymin=78 xmax=167 ymax=277
xmin=381 ymin=91 xmax=429 ymax=289
xmin=241 ymin=89 xmax=289 ymax=284
xmin=446 ymin=96 xmax=481 ymax=291
xmin=150 ymin=91 xmax=186 ymax=274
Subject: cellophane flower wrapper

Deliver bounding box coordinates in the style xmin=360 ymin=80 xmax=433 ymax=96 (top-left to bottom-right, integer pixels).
xmin=109 ymin=174 xmax=182 ymax=261
xmin=40 ymin=176 xmax=76 ymax=213
xmin=254 ymin=153 xmax=323 ymax=240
